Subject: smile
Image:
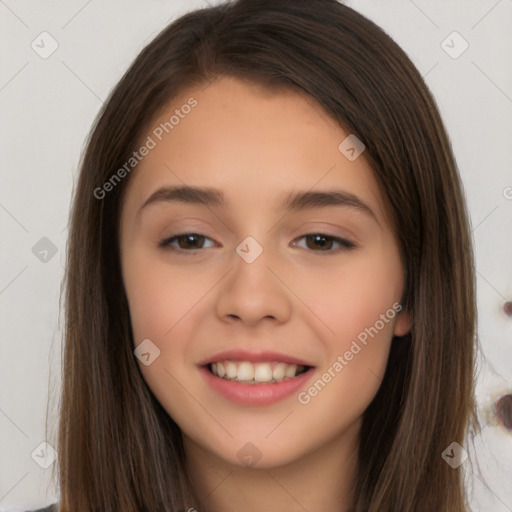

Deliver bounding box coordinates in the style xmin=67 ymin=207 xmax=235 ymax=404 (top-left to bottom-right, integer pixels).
xmin=208 ymin=360 xmax=310 ymax=384
xmin=199 ymin=353 xmax=315 ymax=406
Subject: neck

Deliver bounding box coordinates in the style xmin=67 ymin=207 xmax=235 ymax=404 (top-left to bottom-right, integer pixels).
xmin=184 ymin=420 xmax=360 ymax=512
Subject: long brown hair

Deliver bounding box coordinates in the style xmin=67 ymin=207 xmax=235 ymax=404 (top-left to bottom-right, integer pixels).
xmin=53 ymin=0 xmax=478 ymax=510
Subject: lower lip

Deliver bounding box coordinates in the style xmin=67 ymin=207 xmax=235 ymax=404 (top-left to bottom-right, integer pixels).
xmin=199 ymin=365 xmax=315 ymax=406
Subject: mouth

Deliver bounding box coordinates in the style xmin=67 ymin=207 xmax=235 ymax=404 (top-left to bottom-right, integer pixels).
xmin=198 ymin=351 xmax=316 ymax=406
xmin=205 ymin=360 xmax=313 ymax=384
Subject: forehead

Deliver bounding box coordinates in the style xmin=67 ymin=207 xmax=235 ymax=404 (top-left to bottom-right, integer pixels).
xmin=121 ymin=76 xmax=388 ymax=224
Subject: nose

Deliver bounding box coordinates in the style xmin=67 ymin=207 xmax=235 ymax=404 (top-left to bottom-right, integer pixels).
xmin=215 ymin=241 xmax=293 ymax=327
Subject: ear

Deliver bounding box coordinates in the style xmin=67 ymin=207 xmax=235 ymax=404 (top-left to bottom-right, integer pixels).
xmin=393 ymin=306 xmax=411 ymax=337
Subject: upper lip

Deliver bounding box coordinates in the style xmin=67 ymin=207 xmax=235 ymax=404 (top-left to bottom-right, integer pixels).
xmin=198 ymin=349 xmax=314 ymax=367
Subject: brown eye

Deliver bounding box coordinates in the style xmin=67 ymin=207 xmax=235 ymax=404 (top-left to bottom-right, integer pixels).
xmin=293 ymin=233 xmax=356 ymax=254
xmin=176 ymin=234 xmax=205 ymax=249
xmin=158 ymin=233 xmax=215 ymax=251
xmin=306 ymin=234 xmax=334 ymax=250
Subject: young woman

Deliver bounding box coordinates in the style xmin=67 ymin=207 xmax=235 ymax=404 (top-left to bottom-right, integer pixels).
xmin=50 ymin=0 xmax=478 ymax=510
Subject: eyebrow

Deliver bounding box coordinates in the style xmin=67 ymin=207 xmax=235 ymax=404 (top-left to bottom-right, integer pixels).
xmin=137 ymin=185 xmax=379 ymax=224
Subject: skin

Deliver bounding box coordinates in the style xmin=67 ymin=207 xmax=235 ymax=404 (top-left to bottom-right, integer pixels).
xmin=119 ymin=75 xmax=411 ymax=512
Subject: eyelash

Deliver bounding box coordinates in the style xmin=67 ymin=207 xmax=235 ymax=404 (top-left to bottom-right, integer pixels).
xmin=157 ymin=232 xmax=356 ymax=255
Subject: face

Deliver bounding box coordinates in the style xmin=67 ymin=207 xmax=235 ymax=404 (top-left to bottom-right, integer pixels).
xmin=119 ymin=76 xmax=411 ymax=469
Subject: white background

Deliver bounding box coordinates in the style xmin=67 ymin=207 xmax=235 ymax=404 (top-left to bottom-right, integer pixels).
xmin=0 ymin=0 xmax=511 ymax=510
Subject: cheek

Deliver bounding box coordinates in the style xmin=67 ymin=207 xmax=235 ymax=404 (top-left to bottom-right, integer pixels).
xmin=122 ymin=253 xmax=214 ymax=398
xmin=297 ymin=249 xmax=403 ymax=348
xmin=123 ymin=251 xmax=207 ymax=344
xmin=296 ymin=286 xmax=398 ymax=434
xmin=123 ymin=256 xmax=210 ymax=421
xmin=293 ymin=249 xmax=402 ymax=407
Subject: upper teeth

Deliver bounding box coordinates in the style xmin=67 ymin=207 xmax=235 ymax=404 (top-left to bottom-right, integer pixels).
xmin=210 ymin=361 xmax=306 ymax=383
